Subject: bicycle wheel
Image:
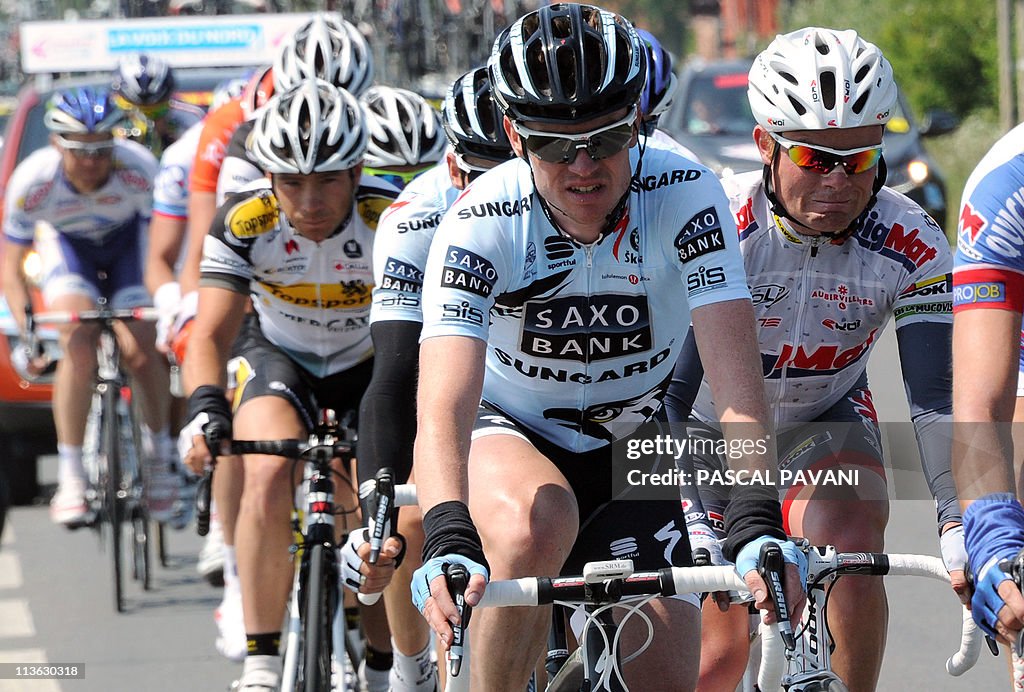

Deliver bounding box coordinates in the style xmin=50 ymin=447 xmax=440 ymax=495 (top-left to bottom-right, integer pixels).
xmin=101 ymin=383 xmax=125 ymax=613
xmin=301 ymin=544 xmax=337 ymax=692
xmin=121 ymin=391 xmax=150 ymax=591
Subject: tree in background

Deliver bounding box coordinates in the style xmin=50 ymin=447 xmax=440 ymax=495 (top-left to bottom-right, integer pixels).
xmin=782 ymin=0 xmax=996 ymax=120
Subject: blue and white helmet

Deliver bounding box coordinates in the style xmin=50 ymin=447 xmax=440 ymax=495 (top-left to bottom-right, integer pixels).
xmin=44 ymin=87 xmax=123 ymax=134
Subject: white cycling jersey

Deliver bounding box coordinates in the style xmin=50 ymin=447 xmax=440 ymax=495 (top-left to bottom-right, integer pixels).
xmin=421 ymin=147 xmax=750 ymax=452
xmin=371 ymin=162 xmax=458 ymax=325
xmin=153 ymin=120 xmax=202 ymax=219
xmin=3 ymin=139 xmax=156 ymax=245
xmin=689 ymin=170 xmax=953 ymax=431
xmin=645 ymin=128 xmax=701 ymax=162
xmin=200 ymin=174 xmax=398 ymax=377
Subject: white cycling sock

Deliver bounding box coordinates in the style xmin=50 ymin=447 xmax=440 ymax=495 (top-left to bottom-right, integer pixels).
xmin=57 ymin=444 xmax=84 ymax=482
xmin=391 ymin=640 xmax=436 ymax=690
xmin=242 ymin=654 xmax=280 ymax=677
xmin=223 ymin=545 xmax=239 ymax=590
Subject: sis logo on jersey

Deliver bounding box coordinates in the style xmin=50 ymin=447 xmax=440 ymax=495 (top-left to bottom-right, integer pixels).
xmin=854 ymin=211 xmax=939 ymax=272
xmin=227 ymin=191 xmax=279 ymax=239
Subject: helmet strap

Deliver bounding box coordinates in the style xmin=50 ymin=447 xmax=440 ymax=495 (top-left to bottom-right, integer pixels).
xmin=762 ymin=147 xmax=887 ymax=243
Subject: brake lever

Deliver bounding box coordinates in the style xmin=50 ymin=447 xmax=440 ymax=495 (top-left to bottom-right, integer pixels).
xmin=758 ymin=542 xmax=795 ymax=650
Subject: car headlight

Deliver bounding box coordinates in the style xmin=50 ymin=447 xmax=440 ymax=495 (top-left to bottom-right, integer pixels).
xmin=907 ymin=159 xmax=930 ymax=185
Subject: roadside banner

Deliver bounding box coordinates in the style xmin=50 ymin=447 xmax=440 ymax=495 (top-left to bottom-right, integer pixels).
xmin=19 ymin=13 xmax=319 ymax=73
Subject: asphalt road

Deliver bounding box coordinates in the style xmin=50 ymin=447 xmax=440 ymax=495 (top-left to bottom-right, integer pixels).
xmin=0 ymin=321 xmax=1013 ymax=691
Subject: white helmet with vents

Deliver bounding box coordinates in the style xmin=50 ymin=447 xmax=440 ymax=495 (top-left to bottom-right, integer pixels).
xmin=248 ymin=79 xmax=367 ymax=175
xmin=360 ymin=85 xmax=446 ymax=168
xmin=748 ymin=27 xmax=897 ymax=132
xmin=274 ymin=13 xmax=373 ymax=96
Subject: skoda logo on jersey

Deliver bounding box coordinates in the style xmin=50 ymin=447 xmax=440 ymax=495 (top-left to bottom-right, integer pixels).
xmin=343 ymin=239 xmax=363 ymax=259
xmin=521 ymin=294 xmax=652 ymax=362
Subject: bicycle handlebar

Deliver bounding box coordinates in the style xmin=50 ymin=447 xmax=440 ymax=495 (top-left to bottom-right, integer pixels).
xmin=33 ymin=307 xmax=160 ymax=324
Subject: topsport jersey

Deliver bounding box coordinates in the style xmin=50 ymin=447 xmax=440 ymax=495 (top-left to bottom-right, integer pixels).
xmin=687 ymin=170 xmax=953 ymax=431
xmin=420 ymin=146 xmax=750 ymax=453
xmin=199 ymin=175 xmax=398 ymax=378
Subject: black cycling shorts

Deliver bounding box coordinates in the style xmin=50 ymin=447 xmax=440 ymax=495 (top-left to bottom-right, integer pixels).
xmin=473 ymin=401 xmax=693 ymax=577
xmin=231 ymin=318 xmax=374 ymax=432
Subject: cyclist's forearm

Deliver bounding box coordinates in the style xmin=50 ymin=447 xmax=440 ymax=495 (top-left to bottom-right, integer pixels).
xmin=414 ymin=335 xmax=485 ymax=512
xmin=2 ymin=242 xmax=31 ymax=332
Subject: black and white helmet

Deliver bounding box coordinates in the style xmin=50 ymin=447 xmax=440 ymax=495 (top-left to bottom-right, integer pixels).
xmin=360 ymin=86 xmax=447 ymax=168
xmin=274 ymin=13 xmax=374 ymax=97
xmin=112 ymin=54 xmax=175 ymax=106
xmin=487 ymin=3 xmax=647 ymax=124
xmin=442 ymin=66 xmax=513 ymax=164
xmin=248 ymin=79 xmax=367 ymax=175
xmin=749 ymin=27 xmax=898 ymax=132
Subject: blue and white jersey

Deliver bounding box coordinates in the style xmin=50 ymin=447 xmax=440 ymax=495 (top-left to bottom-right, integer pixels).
xmin=688 ymin=170 xmax=952 ymax=430
xmin=953 ymin=121 xmax=1024 ymax=388
xmin=153 ymin=120 xmax=202 ymax=219
xmin=3 ymin=139 xmax=156 ymax=246
xmin=420 ymin=147 xmax=750 ymax=452
xmin=371 ymin=163 xmax=459 ymax=324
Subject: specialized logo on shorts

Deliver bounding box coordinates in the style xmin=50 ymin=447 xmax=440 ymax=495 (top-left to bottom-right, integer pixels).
xmin=227 ymin=190 xmax=279 ymax=239
xmin=676 ymin=227 xmax=725 ymax=263
xmin=521 ymin=294 xmax=652 ymax=362
xmin=899 ymin=273 xmax=951 ymax=300
xmin=441 ymin=246 xmax=498 ymax=298
xmin=256 ymin=280 xmax=372 ymax=309
xmin=357 ymin=194 xmax=394 ymax=231
xmin=893 ymin=301 xmax=952 ymax=320
xmin=381 ymin=258 xmax=424 ymax=294
xmin=953 ymin=282 xmax=1004 ymax=305
xmin=855 ymin=212 xmax=939 ymax=271
xmin=764 ymin=328 xmax=879 ymax=378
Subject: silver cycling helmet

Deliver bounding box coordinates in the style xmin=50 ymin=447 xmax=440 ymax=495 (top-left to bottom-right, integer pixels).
xmin=361 ymin=85 xmax=447 ymax=169
xmin=748 ymin=27 xmax=897 ymax=132
xmin=442 ymin=66 xmax=513 ymax=165
xmin=274 ymin=13 xmax=374 ymax=97
xmin=112 ymin=54 xmax=175 ymax=106
xmin=248 ymin=79 xmax=367 ymax=175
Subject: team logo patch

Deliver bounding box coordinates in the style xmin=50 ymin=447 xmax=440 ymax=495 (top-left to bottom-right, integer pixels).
xmin=441 ymin=246 xmax=498 ymax=298
xmin=521 ymin=294 xmax=652 ymax=362
xmin=227 ymin=191 xmax=279 ymax=239
xmin=953 ymin=282 xmax=1004 ymax=305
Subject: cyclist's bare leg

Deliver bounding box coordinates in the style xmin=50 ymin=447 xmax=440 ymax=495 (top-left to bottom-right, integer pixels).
xmin=1012 ymin=397 xmax=1024 ymax=500
xmin=233 ymin=395 xmax=306 ymax=635
xmin=695 ymin=599 xmax=750 ymax=692
xmin=50 ymin=294 xmax=100 ymax=446
xmin=786 ymin=468 xmax=889 ymax=692
xmin=214 ymin=456 xmax=243 ymax=542
xmin=467 ymin=433 xmax=578 ymax=692
xmin=619 ymin=598 xmax=699 ymax=689
xmin=117 ymin=320 xmax=171 ymax=432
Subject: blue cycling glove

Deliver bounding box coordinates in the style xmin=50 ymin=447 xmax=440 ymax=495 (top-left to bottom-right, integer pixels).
xmin=963 ymin=493 xmax=1024 ymax=638
xmin=411 ymin=555 xmax=489 ymax=614
xmin=735 ymin=535 xmax=808 ymax=588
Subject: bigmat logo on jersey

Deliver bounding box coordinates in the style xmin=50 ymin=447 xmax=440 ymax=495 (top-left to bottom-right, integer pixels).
xmin=522 ymin=294 xmax=652 ymax=362
xmin=763 ymin=328 xmax=879 ymax=377
xmin=855 ymin=213 xmax=938 ymax=272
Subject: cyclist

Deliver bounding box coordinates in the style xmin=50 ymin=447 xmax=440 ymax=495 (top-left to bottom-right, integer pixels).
xmin=952 ymin=122 xmax=1024 ymax=647
xmin=360 ymin=85 xmax=448 ymax=191
xmin=358 ymin=65 xmax=514 ymax=691
xmin=667 ymin=28 xmax=965 ymax=691
xmin=411 ymin=5 xmax=804 ymax=690
xmin=1 ymin=87 xmax=178 ymax=526
xmin=194 ymin=13 xmax=381 ymax=667
xmin=111 ymin=54 xmax=204 ymax=158
xmin=181 ymin=80 xmax=402 ymax=692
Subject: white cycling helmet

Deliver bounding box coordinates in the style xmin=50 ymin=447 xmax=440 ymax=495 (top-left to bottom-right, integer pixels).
xmin=274 ymin=14 xmax=373 ymax=97
xmin=748 ymin=27 xmax=897 ymax=132
xmin=360 ymin=85 xmax=447 ymax=169
xmin=248 ymin=79 xmax=367 ymax=175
